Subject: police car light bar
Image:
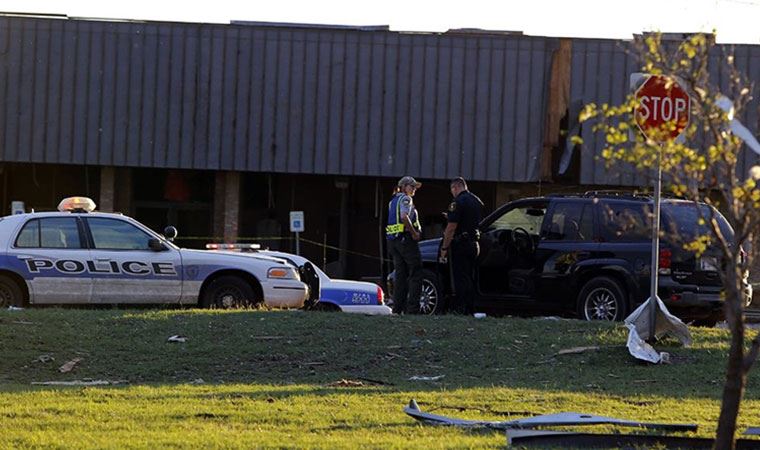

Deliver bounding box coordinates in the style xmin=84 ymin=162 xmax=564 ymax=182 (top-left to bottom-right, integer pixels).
xmin=58 ymin=197 xmax=96 ymax=213
xmin=205 ymin=243 xmax=261 ymax=250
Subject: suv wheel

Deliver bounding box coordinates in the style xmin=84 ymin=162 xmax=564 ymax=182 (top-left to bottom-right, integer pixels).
xmin=577 ymin=277 xmax=627 ymax=321
xmin=418 ymin=269 xmax=443 ymax=315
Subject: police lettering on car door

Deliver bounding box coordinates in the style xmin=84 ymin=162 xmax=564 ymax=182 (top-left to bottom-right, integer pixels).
xmin=21 ymin=257 xmax=177 ymax=276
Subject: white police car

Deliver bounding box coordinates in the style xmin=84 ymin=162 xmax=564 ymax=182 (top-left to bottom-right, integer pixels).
xmin=205 ymin=244 xmax=390 ymax=315
xmin=0 ymin=197 xmax=311 ymax=309
xmin=259 ymin=251 xmax=391 ymax=315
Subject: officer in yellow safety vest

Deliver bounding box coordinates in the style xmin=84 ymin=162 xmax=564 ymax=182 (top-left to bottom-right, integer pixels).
xmin=386 ymin=176 xmax=423 ymax=314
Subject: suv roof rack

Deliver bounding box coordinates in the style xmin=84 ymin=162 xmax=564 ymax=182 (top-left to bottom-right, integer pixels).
xmin=583 ymin=190 xmax=651 ymax=197
xmin=545 ymin=191 xmax=651 ymax=200
xmin=546 ymin=190 xmax=687 ymax=201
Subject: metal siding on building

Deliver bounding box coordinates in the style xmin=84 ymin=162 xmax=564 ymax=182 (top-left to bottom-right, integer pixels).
xmin=0 ymin=16 xmax=557 ymax=182
xmin=571 ymin=39 xmax=644 ymax=186
xmin=572 ymin=38 xmax=760 ymax=186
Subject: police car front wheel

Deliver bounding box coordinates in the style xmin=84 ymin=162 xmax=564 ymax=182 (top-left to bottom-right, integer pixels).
xmin=0 ymin=275 xmax=24 ymax=307
xmin=201 ymin=276 xmax=259 ymax=309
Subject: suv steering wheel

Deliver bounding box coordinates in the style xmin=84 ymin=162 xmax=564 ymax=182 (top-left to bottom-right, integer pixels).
xmin=509 ymin=227 xmax=535 ymax=255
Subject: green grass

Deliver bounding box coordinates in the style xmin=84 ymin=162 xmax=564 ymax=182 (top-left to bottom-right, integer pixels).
xmin=1 ymin=309 xmax=759 ymax=448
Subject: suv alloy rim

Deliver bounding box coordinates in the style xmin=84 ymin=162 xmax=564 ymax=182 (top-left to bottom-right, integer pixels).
xmin=585 ymin=287 xmax=618 ymax=321
xmin=419 ymin=280 xmax=438 ymax=314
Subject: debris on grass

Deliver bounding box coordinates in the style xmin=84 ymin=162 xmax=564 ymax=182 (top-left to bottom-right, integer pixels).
xmin=35 ymin=354 xmax=55 ymax=363
xmin=251 ymin=335 xmax=286 ymax=340
xmin=12 ymin=320 xmax=34 ymax=325
xmin=7 ymin=306 xmax=24 ymax=311
xmin=58 ymin=358 xmax=82 ymax=373
xmin=32 ymin=379 xmax=126 ymax=386
xmin=556 ymin=346 xmax=600 ymax=356
xmin=357 ymin=376 xmax=392 ymax=386
xmin=326 ymin=379 xmax=365 ymax=387
xmin=190 ymin=378 xmax=205 ymax=384
xmin=167 ymin=335 xmax=188 ymax=343
xmin=408 ymin=375 xmax=445 ymax=382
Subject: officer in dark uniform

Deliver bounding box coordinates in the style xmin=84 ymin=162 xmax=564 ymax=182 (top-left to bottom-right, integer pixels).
xmin=386 ymin=176 xmax=423 ymax=314
xmin=440 ymin=177 xmax=483 ymax=315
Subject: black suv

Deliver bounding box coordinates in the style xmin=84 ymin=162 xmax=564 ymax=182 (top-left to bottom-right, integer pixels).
xmin=389 ymin=193 xmax=751 ymax=324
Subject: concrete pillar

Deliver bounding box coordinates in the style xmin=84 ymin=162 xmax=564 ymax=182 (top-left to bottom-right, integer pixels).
xmin=99 ymin=166 xmax=115 ymax=212
xmin=213 ymin=171 xmax=240 ymax=243
xmin=335 ymin=179 xmax=350 ymax=278
xmin=113 ymin=168 xmax=133 ymax=215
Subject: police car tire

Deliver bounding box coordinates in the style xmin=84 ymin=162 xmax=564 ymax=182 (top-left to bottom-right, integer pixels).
xmin=0 ymin=275 xmax=23 ymax=307
xmin=202 ymin=276 xmax=258 ymax=309
xmin=312 ymin=301 xmax=340 ymax=312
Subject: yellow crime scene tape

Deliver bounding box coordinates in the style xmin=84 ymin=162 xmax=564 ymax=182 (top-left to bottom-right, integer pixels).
xmin=179 ymin=235 xmax=393 ymax=263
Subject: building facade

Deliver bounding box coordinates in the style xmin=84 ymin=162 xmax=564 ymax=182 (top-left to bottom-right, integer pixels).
xmin=0 ymin=14 xmax=758 ymax=280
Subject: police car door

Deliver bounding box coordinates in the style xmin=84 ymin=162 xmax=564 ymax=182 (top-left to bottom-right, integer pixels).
xmin=84 ymin=217 xmax=182 ymax=303
xmin=12 ymin=216 xmax=92 ymax=303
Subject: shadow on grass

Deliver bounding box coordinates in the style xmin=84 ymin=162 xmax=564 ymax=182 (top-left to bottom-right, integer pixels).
xmin=0 ymin=308 xmax=745 ymax=401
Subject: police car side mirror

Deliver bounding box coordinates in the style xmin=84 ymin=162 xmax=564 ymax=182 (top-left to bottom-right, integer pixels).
xmin=163 ymin=226 xmax=178 ymax=241
xmin=148 ymin=238 xmax=167 ymax=252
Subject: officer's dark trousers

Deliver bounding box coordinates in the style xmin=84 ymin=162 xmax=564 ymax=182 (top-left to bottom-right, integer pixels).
xmin=388 ymin=236 xmax=422 ymax=314
xmin=450 ymin=240 xmax=479 ymax=315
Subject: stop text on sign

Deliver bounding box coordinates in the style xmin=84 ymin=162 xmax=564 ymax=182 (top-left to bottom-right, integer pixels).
xmin=637 ymin=96 xmax=688 ymax=123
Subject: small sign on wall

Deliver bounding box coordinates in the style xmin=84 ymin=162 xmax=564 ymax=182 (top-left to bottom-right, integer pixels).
xmin=289 ymin=211 xmax=305 ymax=233
xmin=11 ymin=201 xmax=24 ymax=215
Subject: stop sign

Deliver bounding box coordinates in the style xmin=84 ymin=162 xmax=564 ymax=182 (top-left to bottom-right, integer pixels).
xmin=634 ymin=75 xmax=690 ymax=142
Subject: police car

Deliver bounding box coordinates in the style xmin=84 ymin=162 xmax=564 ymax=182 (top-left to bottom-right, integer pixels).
xmin=206 ymin=244 xmax=391 ymax=315
xmin=0 ymin=197 xmax=312 ymax=309
xmin=261 ymin=251 xmax=390 ymax=315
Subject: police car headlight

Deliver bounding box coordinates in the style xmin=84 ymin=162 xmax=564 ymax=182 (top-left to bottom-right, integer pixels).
xmin=267 ymin=267 xmax=299 ymax=280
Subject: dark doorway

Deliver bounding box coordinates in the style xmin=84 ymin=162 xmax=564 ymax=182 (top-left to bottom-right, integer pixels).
xmin=132 ymin=169 xmax=213 ymax=248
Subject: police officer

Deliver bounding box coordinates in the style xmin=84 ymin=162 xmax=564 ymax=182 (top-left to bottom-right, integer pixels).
xmin=386 ymin=176 xmax=423 ymax=314
xmin=440 ymin=177 xmax=483 ymax=315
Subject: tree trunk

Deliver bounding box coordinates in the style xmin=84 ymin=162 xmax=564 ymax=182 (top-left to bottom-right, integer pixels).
xmin=714 ymin=281 xmax=747 ymax=449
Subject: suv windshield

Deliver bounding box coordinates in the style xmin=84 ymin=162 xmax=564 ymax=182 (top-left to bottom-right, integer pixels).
xmin=490 ymin=206 xmax=546 ymax=234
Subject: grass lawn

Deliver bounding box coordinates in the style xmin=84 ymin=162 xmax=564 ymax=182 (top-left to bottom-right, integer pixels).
xmin=1 ymin=308 xmax=759 ymax=448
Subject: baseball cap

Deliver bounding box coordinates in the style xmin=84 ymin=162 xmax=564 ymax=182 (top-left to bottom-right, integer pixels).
xmin=398 ymin=176 xmax=422 ymax=188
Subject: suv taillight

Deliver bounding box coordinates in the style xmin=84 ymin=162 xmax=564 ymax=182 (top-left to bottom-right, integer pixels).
xmin=377 ymin=286 xmax=384 ymax=305
xmin=659 ymin=248 xmax=672 ymax=275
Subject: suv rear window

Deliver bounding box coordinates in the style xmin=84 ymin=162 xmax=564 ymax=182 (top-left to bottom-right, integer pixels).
xmin=663 ymin=202 xmax=733 ymax=242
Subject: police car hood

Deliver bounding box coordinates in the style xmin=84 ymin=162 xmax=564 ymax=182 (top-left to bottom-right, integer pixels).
xmin=180 ymin=248 xmax=291 ymax=266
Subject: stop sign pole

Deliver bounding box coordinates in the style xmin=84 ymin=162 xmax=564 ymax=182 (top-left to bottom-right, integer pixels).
xmin=632 ymin=73 xmax=691 ymax=341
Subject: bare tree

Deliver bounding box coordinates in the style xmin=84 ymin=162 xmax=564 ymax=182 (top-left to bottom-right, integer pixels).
xmin=577 ymin=33 xmax=760 ymax=448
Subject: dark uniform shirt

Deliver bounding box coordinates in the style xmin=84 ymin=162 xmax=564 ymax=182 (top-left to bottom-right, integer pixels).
xmin=447 ymin=190 xmax=484 ymax=237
